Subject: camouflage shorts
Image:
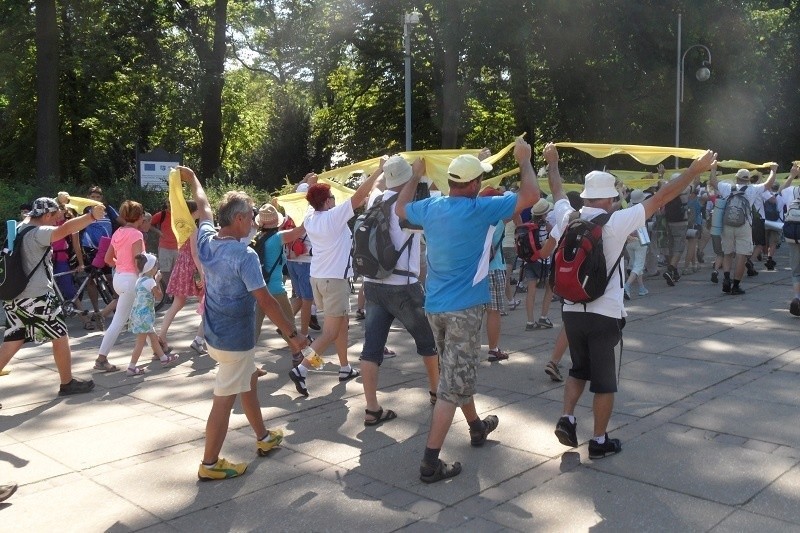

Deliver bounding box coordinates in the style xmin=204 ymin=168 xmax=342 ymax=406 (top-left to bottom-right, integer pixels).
xmin=426 ymin=305 xmax=485 ymax=406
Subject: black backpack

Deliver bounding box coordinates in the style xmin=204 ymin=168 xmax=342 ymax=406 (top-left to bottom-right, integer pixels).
xmin=352 ymin=194 xmax=413 ymax=279
xmin=0 ymin=226 xmax=50 ymax=301
xmin=664 ymin=196 xmax=686 ymax=223
xmin=249 ymin=228 xmax=282 ymax=282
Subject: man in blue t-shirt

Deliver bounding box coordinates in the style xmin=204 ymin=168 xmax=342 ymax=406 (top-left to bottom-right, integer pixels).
xmin=177 ymin=167 xmax=306 ymax=481
xmin=396 ymin=138 xmax=541 ymax=483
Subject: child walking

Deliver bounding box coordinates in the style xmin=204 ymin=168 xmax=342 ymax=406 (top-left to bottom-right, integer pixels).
xmin=127 ymin=253 xmax=179 ymax=376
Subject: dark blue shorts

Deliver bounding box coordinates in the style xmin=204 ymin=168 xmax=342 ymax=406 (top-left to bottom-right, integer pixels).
xmin=360 ymin=282 xmax=436 ymax=365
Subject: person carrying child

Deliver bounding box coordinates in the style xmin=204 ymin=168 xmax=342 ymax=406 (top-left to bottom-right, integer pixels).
xmin=126 ymin=253 xmax=179 ymax=376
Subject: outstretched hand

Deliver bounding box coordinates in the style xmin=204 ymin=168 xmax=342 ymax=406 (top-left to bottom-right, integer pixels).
xmin=543 ymin=142 xmax=558 ymax=165
xmin=513 ymin=137 xmax=532 ymax=163
xmin=689 ymin=150 xmax=717 ymax=174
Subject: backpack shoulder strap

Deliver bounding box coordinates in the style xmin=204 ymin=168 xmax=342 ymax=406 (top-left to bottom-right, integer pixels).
xmin=17 ymin=226 xmax=50 ymax=280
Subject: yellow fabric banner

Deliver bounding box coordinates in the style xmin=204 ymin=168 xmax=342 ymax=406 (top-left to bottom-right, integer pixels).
xmin=276 ymin=178 xmax=356 ymax=227
xmin=65 ymin=196 xmax=102 ymax=214
xmin=168 ymin=168 xmax=195 ymax=248
xmin=554 ymin=143 xmax=707 ymax=165
xmin=717 ymin=160 xmax=777 ymax=169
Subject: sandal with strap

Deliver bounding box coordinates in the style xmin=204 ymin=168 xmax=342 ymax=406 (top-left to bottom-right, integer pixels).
xmin=126 ymin=366 xmax=146 ymax=376
xmin=419 ymin=459 xmax=462 ymax=484
xmin=160 ymin=354 xmax=179 ymax=368
xmin=338 ymin=367 xmax=360 ymax=382
xmin=429 ymin=391 xmax=437 ymax=405
xmin=93 ymin=359 xmax=119 ymax=372
xmin=364 ymin=407 xmax=397 ymax=427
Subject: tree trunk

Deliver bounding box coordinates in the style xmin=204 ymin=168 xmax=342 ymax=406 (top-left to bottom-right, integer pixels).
xmin=439 ymin=0 xmax=462 ymax=148
xmin=198 ymin=0 xmax=227 ymax=181
xmin=35 ymin=0 xmax=59 ymax=184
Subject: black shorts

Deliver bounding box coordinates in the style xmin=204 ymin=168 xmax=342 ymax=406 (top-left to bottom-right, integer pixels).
xmin=562 ymin=311 xmax=622 ymax=393
xmin=752 ymin=217 xmax=766 ymax=247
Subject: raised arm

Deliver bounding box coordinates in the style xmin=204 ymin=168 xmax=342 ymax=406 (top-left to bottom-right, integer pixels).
xmin=51 ymin=204 xmax=105 ymax=242
xmin=642 ymin=150 xmax=717 ymax=220
xmin=178 ymin=166 xmax=213 ymax=222
xmin=763 ymin=164 xmax=778 ymax=190
xmin=349 ymin=157 xmax=387 ymax=209
xmin=779 ymin=164 xmax=800 ymax=193
xmin=513 ymin=138 xmax=540 ymax=215
xmin=395 ymin=157 xmax=426 ymax=221
xmin=543 ymin=143 xmax=565 ymax=202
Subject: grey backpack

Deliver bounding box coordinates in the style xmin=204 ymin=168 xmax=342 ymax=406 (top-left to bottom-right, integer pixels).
xmin=723 ymin=187 xmax=749 ymax=227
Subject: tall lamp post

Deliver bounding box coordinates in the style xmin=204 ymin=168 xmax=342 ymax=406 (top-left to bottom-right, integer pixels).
xmin=404 ymin=11 xmax=421 ymax=152
xmin=674 ymin=13 xmax=712 ymax=167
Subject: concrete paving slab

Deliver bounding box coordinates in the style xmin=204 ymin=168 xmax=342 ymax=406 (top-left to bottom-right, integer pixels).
xmin=589 ymin=424 xmax=796 ymax=505
xmin=0 ymin=441 xmax=72 ymax=485
xmin=729 ymin=369 xmax=800 ymax=407
xmin=711 ymin=510 xmax=800 ymax=532
xmin=618 ymin=353 xmax=744 ymax=389
xmin=743 ymin=464 xmax=800 ymax=525
xmin=674 ymin=395 xmax=800 ymax=447
xmin=0 ymin=477 xmax=160 ymax=531
xmin=490 ymin=468 xmax=731 ymax=532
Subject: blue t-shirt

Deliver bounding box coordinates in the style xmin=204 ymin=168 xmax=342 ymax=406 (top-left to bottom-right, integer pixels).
xmin=197 ymin=220 xmax=266 ymax=351
xmin=405 ymin=194 xmax=516 ymax=313
xmin=488 ymin=221 xmax=505 ymax=271
xmin=262 ymin=232 xmax=286 ymax=295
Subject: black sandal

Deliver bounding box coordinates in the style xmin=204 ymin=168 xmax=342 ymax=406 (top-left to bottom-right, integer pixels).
xmin=429 ymin=391 xmax=437 ymax=405
xmin=419 ymin=459 xmax=462 ymax=483
xmin=364 ymin=407 xmax=397 ymax=427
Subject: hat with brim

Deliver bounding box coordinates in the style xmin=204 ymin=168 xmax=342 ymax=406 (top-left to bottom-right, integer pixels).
xmin=29 ymin=197 xmax=60 ymax=218
xmin=383 ymin=155 xmax=413 ymax=188
xmin=448 ymin=154 xmax=492 ymax=183
xmin=629 ymin=189 xmax=646 ymax=205
xmin=580 ymin=171 xmax=619 ymax=199
xmin=258 ymin=203 xmax=285 ymax=229
xmin=736 ymin=169 xmax=751 ymax=181
xmin=532 ymin=198 xmax=553 ymax=216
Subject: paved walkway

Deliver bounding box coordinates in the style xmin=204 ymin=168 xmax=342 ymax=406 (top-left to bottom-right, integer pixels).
xmin=2 ymin=249 xmax=800 ymax=532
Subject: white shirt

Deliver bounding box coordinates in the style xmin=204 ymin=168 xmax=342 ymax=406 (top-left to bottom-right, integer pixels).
xmin=303 ymin=201 xmax=355 ymax=279
xmin=562 ymin=203 xmax=646 ymax=319
xmin=363 ymin=190 xmax=421 ymax=285
xmin=717 ymin=182 xmax=768 ymax=218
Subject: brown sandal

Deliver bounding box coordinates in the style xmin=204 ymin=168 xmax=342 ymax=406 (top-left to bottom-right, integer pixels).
xmin=93 ymin=358 xmax=119 ymax=372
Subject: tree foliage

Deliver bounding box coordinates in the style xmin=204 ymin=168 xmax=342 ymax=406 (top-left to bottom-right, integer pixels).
xmin=1 ymin=0 xmax=799 ymax=205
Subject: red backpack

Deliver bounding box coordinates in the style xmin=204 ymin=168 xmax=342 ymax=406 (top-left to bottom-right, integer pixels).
xmin=514 ymin=222 xmax=544 ymax=263
xmin=551 ymin=213 xmax=623 ymax=304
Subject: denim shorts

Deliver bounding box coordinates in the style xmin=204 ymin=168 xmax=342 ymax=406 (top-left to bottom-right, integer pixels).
xmin=287 ymin=261 xmax=313 ymax=300
xmin=360 ymin=282 xmax=436 ymax=365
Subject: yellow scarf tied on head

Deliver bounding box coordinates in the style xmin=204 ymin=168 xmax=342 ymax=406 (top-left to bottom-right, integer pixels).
xmin=168 ymin=168 xmax=195 ymax=248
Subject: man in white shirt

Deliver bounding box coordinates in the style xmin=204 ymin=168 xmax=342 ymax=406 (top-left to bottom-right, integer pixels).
xmin=359 ymin=155 xmax=439 ymax=426
xmin=548 ymin=146 xmax=717 ymax=459
xmin=709 ymin=165 xmax=777 ymax=295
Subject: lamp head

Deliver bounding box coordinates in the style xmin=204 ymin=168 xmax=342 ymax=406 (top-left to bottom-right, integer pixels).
xmin=695 ymin=61 xmax=711 ymax=82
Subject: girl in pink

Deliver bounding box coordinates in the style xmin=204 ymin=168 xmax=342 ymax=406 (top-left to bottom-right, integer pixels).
xmin=94 ymin=200 xmax=146 ymax=372
xmin=158 ymin=201 xmax=206 ymax=353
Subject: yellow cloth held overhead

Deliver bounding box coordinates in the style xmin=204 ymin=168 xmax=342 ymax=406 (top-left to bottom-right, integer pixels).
xmin=716 ymin=160 xmax=777 ymax=170
xmin=276 ymin=178 xmax=356 ymax=228
xmin=65 ymin=196 xmax=102 ymax=214
xmin=168 ymin=168 xmax=195 ymax=248
xmin=555 ymin=143 xmax=707 ymax=165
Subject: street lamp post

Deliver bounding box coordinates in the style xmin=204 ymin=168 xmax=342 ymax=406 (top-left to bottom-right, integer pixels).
xmin=674 ymin=13 xmax=712 ymax=167
xmin=403 ymin=11 xmax=421 ymax=152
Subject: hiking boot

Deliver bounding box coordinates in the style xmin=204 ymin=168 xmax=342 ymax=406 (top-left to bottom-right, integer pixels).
xmin=746 ymin=260 xmax=759 ymax=276
xmin=671 ymin=268 xmax=681 ymax=282
xmin=729 ymin=285 xmax=746 ymax=295
xmin=256 ymin=429 xmax=284 ymax=456
xmin=288 ymin=367 xmax=309 ymax=397
xmin=663 ymin=271 xmax=675 ymax=287
xmin=58 ymin=378 xmax=95 ymax=397
xmin=470 ymin=415 xmax=499 ymax=446
xmin=710 ymin=270 xmax=719 ymax=284
xmin=790 ymin=298 xmax=800 ymax=317
xmin=555 ymin=416 xmax=578 ymax=447
xmin=544 ymin=361 xmax=563 ymax=382
xmin=588 ymin=434 xmax=622 ymax=459
xmin=722 ymin=279 xmax=731 ymax=293
xmin=535 ymin=317 xmax=554 ymax=329
xmin=525 ymin=322 xmax=536 ymax=331
xmin=765 ymin=258 xmax=776 ymax=271
xmin=198 ymin=458 xmax=248 ymax=481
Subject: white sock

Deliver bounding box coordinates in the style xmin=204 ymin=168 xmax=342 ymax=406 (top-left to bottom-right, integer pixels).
xmin=340 ymin=364 xmax=351 ymax=373
xmin=194 ymin=336 xmax=204 ymax=344
xmin=593 ymin=434 xmax=606 ymax=444
xmin=563 ymin=415 xmax=576 ymax=424
xmin=296 ymin=364 xmax=308 ymax=377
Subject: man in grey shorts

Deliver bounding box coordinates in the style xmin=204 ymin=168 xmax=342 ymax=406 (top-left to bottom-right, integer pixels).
xmin=396 ymin=139 xmax=540 ymax=483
